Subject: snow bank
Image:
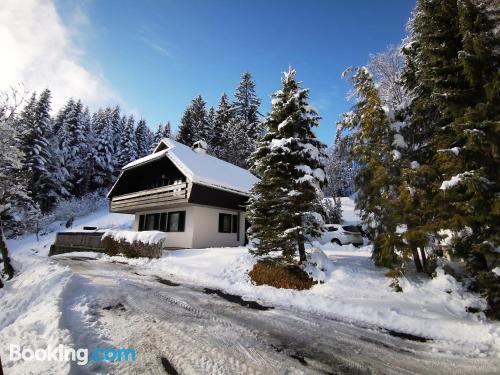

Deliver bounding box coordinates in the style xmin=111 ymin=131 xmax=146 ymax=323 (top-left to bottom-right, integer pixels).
xmin=102 ymin=229 xmax=168 ymax=246
xmin=0 ymin=259 xmax=74 ymax=374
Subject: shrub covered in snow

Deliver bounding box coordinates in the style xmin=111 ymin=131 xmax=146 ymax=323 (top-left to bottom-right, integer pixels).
xmin=303 ymin=248 xmax=335 ymax=283
xmin=248 ymin=260 xmax=313 ymax=290
xmin=101 ymin=230 xmax=168 ymax=258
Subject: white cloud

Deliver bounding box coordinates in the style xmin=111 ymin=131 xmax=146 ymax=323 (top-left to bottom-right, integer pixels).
xmin=0 ymin=0 xmax=122 ymax=111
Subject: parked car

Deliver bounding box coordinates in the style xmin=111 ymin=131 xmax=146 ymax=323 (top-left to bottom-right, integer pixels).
xmin=316 ymin=224 xmax=363 ymax=246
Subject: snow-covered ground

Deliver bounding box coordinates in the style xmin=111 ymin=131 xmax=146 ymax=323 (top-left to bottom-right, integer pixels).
xmin=2 ymin=198 xmax=500 ymax=374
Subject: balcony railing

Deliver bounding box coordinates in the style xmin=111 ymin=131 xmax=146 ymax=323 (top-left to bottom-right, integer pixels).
xmin=110 ymin=182 xmax=189 ymax=213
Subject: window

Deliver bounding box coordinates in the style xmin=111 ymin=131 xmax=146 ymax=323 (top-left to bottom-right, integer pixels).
xmin=219 ymin=213 xmax=239 ymax=234
xmin=232 ymin=215 xmax=238 ymax=233
xmin=219 ymin=214 xmax=232 ymax=233
xmin=139 ymin=211 xmax=185 ymax=232
xmin=167 ymin=211 xmax=185 ymax=232
xmin=160 ymin=213 xmax=168 ymax=231
xmin=327 ymin=226 xmax=338 ymax=232
xmin=145 ymin=214 xmax=159 ymax=230
xmin=138 ymin=215 xmax=145 ymax=231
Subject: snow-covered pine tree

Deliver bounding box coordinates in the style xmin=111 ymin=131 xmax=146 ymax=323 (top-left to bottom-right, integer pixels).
xmin=110 ymin=105 xmax=122 ymax=155
xmin=190 ymin=95 xmax=209 ymax=142
xmin=339 ymin=67 xmax=403 ymax=270
xmin=92 ymin=109 xmax=115 ymax=188
xmin=405 ymin=0 xmax=500 ymax=316
xmin=176 ymin=95 xmax=208 ymax=146
xmin=231 ymin=72 xmax=262 ymax=168
xmin=34 ymin=90 xmax=64 ymax=211
xmin=205 ymin=106 xmax=216 ymax=153
xmin=247 ymin=68 xmax=326 ymax=264
xmin=0 ymin=87 xmax=33 ymax=281
xmin=135 ymin=118 xmax=151 ymax=158
xmin=53 ymin=98 xmax=74 ymax=136
xmin=212 ymin=93 xmax=233 ymax=160
xmin=116 ymin=115 xmax=138 ymax=168
xmin=162 ymin=121 xmax=171 ymax=139
xmin=59 ymin=99 xmax=86 ymax=196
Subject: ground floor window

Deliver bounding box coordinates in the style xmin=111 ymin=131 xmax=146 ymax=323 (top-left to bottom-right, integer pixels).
xmin=138 ymin=211 xmax=185 ymax=232
xmin=219 ymin=213 xmax=238 ymax=234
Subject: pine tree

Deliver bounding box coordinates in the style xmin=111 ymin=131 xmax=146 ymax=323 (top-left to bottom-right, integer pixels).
xmin=404 ymin=0 xmax=500 ymax=315
xmin=163 ymin=121 xmax=171 ymax=138
xmin=339 ymin=67 xmax=403 ymax=270
xmin=231 ymin=72 xmax=262 ymax=167
xmin=0 ymin=87 xmax=35 ymax=280
xmin=176 ymin=95 xmax=208 ymax=146
xmin=116 ymin=115 xmax=138 ymax=168
xmin=59 ymin=99 xmax=86 ymax=196
xmin=92 ymin=109 xmax=115 ymax=188
xmin=205 ymin=107 xmax=216 ymax=152
xmin=234 ymin=71 xmax=262 ymax=141
xmin=247 ymin=69 xmax=326 ymax=264
xmin=212 ymin=93 xmax=233 ymax=159
xmin=53 ymin=98 xmax=74 ymax=136
xmin=135 ymin=118 xmax=151 ymax=158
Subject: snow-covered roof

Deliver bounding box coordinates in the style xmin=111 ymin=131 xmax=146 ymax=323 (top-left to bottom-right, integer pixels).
xmin=121 ymin=138 xmax=259 ymax=196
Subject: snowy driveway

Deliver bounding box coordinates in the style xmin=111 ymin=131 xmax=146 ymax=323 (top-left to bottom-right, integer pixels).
xmin=52 ymin=256 xmax=498 ymax=375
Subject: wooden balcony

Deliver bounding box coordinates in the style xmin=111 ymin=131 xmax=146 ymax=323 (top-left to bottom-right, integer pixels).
xmin=110 ymin=182 xmax=189 ymax=213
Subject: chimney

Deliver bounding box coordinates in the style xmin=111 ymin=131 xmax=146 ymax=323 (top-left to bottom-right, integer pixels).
xmin=192 ymin=140 xmax=208 ymax=154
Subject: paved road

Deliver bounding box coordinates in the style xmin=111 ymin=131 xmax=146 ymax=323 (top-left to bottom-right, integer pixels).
xmin=54 ymin=256 xmax=499 ymax=375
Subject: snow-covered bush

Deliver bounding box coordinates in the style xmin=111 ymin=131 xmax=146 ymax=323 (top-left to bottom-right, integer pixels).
xmin=303 ymin=248 xmax=335 ymax=283
xmin=101 ymin=230 xmax=168 ymax=258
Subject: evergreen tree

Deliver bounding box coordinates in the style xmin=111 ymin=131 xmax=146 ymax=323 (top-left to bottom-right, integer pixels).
xmin=247 ymin=69 xmax=326 ymax=264
xmin=176 ymin=95 xmax=208 ymax=146
xmin=404 ymin=0 xmax=500 ymax=315
xmin=234 ymin=71 xmax=262 ymax=140
xmin=92 ymin=109 xmax=115 ymax=188
xmin=162 ymin=121 xmax=171 ymax=138
xmin=231 ymin=72 xmax=262 ymax=167
xmin=0 ymin=87 xmax=37 ymax=281
xmin=339 ymin=67 xmax=404 ymax=270
xmin=59 ymin=99 xmax=86 ymax=196
xmin=116 ymin=115 xmax=138 ymax=168
xmin=205 ymin=106 xmax=216 ymax=152
xmin=110 ymin=105 xmax=122 ymax=155
xmin=53 ymin=98 xmax=74 ymax=136
xmin=135 ymin=118 xmax=151 ymax=158
xmin=212 ymin=93 xmax=233 ymax=159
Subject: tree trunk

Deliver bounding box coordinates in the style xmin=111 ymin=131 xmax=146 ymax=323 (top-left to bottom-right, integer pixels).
xmin=0 ymin=218 xmax=14 ymax=279
xmin=419 ymin=248 xmax=428 ymax=272
xmin=411 ymin=246 xmax=423 ymax=273
xmin=297 ymin=231 xmax=306 ymax=264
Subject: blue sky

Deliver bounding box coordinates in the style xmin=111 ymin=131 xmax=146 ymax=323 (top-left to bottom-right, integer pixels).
xmin=58 ymin=0 xmax=415 ymax=144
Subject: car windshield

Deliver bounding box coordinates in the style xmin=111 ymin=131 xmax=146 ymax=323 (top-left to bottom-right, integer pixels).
xmin=342 ymin=225 xmax=360 ymax=233
xmin=327 ymin=226 xmax=338 ymax=232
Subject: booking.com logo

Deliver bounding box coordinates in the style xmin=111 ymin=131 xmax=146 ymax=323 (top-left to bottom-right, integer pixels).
xmin=10 ymin=344 xmax=137 ymax=366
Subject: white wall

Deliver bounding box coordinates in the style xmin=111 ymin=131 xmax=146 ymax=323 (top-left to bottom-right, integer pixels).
xmin=133 ymin=206 xmax=195 ymax=248
xmin=133 ymin=204 xmax=246 ymax=249
xmin=190 ymin=205 xmax=245 ymax=248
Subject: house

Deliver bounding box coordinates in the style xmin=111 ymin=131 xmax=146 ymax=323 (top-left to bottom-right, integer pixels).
xmin=107 ymin=138 xmax=259 ymax=249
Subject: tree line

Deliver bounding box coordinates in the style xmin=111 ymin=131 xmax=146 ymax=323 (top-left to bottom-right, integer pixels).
xmin=337 ymin=0 xmax=499 ymax=316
